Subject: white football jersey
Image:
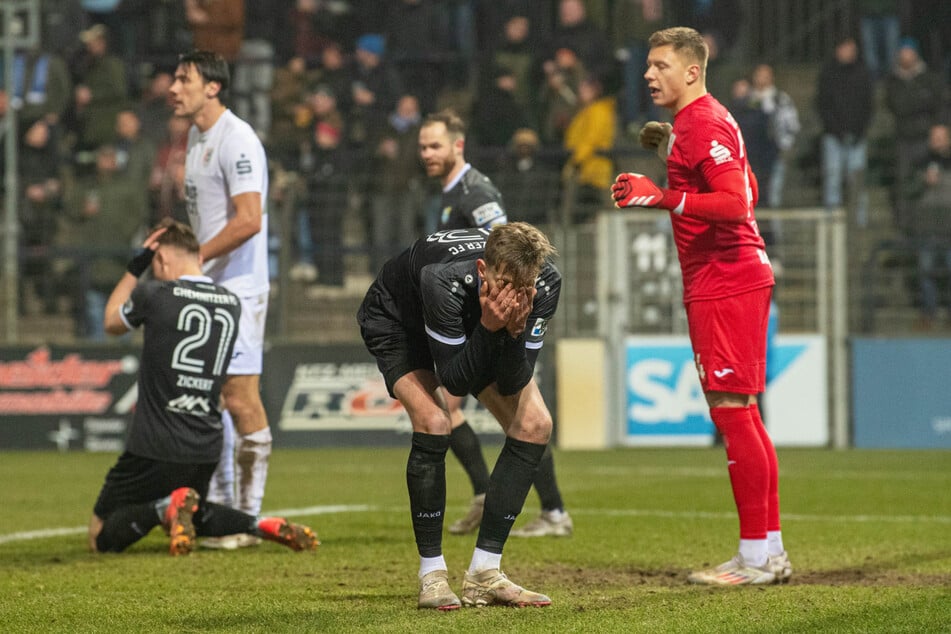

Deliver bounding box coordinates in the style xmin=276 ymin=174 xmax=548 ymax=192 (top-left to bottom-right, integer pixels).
xmin=184 ymin=109 xmax=269 ymax=294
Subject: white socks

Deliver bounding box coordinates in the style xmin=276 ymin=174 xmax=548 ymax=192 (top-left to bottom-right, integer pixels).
xmin=739 ymin=538 xmax=769 ymax=567
xmin=467 ymin=547 xmax=502 ymax=575
xmin=419 ymin=555 xmax=448 ymax=579
xmin=768 ymin=530 xmax=785 ymax=556
xmin=206 ymin=410 xmax=236 ymax=507
xmin=236 ymin=426 xmax=272 ymax=517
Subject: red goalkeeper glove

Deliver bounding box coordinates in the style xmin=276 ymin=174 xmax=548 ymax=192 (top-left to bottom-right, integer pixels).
xmin=612 ymin=172 xmax=667 ymax=208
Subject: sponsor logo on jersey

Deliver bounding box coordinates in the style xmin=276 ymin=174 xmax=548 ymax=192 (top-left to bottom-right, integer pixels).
xmin=471 ymin=202 xmax=504 ymax=226
xmin=709 ymin=140 xmax=733 ymax=165
xmin=167 ymin=394 xmax=212 ymax=415
xmin=236 ymin=155 xmax=252 ymax=175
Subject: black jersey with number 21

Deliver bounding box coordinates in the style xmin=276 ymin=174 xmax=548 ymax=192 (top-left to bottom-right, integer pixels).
xmin=121 ymin=277 xmax=241 ymax=463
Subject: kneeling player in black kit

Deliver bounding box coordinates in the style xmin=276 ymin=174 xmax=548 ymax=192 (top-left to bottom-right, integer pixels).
xmin=357 ymin=222 xmax=559 ymax=609
xmin=88 ymin=219 xmax=317 ymax=555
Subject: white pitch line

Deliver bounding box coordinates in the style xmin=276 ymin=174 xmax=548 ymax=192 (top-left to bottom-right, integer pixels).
xmin=4 ymin=504 xmax=951 ymax=545
xmin=0 ymin=504 xmax=378 ymax=545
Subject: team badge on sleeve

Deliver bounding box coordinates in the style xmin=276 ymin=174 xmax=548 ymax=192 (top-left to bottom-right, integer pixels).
xmin=531 ymin=318 xmax=549 ymax=337
xmin=472 ymin=202 xmax=505 ymax=226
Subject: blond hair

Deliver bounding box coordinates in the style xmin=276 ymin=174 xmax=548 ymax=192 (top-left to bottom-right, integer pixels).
xmin=484 ymin=222 xmax=557 ymax=287
xmin=649 ymin=27 xmax=709 ymax=76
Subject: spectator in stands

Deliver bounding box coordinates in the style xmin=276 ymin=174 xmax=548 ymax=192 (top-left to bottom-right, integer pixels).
xmin=544 ymin=0 xmax=614 ymax=85
xmin=136 ymin=68 xmax=175 ymax=148
xmin=856 ymin=0 xmax=901 ymax=81
xmin=908 ymin=123 xmax=951 ymax=329
xmin=63 ymin=144 xmax=145 ymax=340
xmin=312 ymin=40 xmax=354 ymax=116
xmin=816 ymin=35 xmax=874 ymax=226
xmin=473 ymin=1 xmax=553 ymax=56
xmin=750 ymin=63 xmax=801 ymax=209
xmin=884 ymin=37 xmax=948 ymax=231
xmin=470 ymin=65 xmax=531 ymax=150
xmin=18 ymin=119 xmax=65 ymax=315
xmin=678 ymin=0 xmax=743 ymax=61
xmin=368 ymin=93 xmax=425 ymax=274
xmin=538 ymin=46 xmax=585 ymax=144
xmin=42 ymin=1 xmax=86 ymax=57
xmin=148 ymin=115 xmax=191 ymax=225
xmin=562 ymin=74 xmax=617 ymax=222
xmin=184 ymin=0 xmax=245 ymax=63
xmin=348 ymin=34 xmax=404 ymax=149
xmin=114 ymin=109 xmax=156 ymax=203
xmin=490 ymin=15 xmax=540 ymax=117
xmin=0 ymin=45 xmax=72 ymax=133
xmin=291 ymin=84 xmax=346 ymax=283
xmin=610 ymin=0 xmax=667 ymax=132
xmin=493 ymin=127 xmax=562 ymax=226
xmin=232 ymin=0 xmax=289 ymax=142
xmin=286 ymin=0 xmax=358 ymax=66
xmin=269 ymin=55 xmax=319 ymax=171
xmin=69 ymin=24 xmax=130 ymax=156
xmin=384 ymin=0 xmax=450 ymax=114
xmin=302 ymin=119 xmax=350 ymax=288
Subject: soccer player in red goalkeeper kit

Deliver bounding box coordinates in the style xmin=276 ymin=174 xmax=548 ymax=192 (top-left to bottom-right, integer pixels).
xmin=611 ymin=26 xmax=791 ymax=585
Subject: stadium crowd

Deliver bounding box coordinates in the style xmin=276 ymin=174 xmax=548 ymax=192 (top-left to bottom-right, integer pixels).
xmin=3 ymin=0 xmax=951 ymax=337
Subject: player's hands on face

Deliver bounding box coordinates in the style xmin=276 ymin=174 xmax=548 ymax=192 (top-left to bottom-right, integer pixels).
xmin=505 ymin=285 xmax=536 ymax=338
xmin=638 ymin=121 xmax=672 ymax=161
xmin=611 ymin=172 xmax=663 ymax=208
xmin=480 ymin=277 xmax=519 ymax=332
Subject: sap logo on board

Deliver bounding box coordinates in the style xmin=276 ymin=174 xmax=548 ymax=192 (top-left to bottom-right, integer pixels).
xmin=627 ymin=358 xmax=709 ymax=424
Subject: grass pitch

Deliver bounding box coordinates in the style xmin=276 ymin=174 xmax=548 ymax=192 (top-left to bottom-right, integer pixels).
xmin=1 ymin=446 xmax=950 ymax=633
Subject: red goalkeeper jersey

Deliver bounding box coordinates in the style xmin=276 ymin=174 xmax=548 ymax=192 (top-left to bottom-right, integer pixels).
xmin=667 ymin=94 xmax=775 ymax=303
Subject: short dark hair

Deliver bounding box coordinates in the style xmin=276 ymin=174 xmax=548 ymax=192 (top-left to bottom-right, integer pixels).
xmin=421 ymin=108 xmax=466 ymax=140
xmin=153 ymin=217 xmax=200 ymax=255
xmin=177 ymin=50 xmax=230 ymax=97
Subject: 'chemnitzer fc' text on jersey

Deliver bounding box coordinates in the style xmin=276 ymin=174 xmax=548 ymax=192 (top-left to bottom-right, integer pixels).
xmin=119 ymin=275 xmax=241 ymax=463
xmin=438 ymin=164 xmax=508 ymax=230
xmin=184 ymin=109 xmax=269 ymax=295
xmin=667 ymin=94 xmax=775 ymax=303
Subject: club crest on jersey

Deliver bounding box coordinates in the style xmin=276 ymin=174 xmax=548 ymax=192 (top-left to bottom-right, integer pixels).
xmin=531 ymin=318 xmax=548 ymax=337
xmin=202 ymin=148 xmax=214 ymax=166
xmin=441 ymin=206 xmax=452 ymax=225
xmin=709 ymin=140 xmax=733 ymax=165
xmin=471 ymin=202 xmax=504 ymax=226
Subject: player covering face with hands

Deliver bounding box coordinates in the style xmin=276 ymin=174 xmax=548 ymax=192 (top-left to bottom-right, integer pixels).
xmin=358 ymin=222 xmax=561 ymax=609
xmin=611 ymin=27 xmax=791 ymax=586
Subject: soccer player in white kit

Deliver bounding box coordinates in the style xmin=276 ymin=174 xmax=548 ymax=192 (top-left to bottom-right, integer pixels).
xmin=170 ymin=50 xmax=272 ymax=548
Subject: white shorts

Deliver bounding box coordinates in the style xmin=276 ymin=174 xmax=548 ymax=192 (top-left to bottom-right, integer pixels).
xmin=227 ymin=291 xmax=268 ymax=375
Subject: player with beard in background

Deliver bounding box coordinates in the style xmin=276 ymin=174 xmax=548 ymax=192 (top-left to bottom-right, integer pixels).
xmin=418 ymin=110 xmax=573 ymax=539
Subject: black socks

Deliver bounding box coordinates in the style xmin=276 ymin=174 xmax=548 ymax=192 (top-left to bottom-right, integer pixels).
xmin=477 ymin=436 xmax=547 ymax=554
xmin=449 ymin=421 xmax=491 ymax=495
xmin=406 ymin=432 xmax=449 ymax=557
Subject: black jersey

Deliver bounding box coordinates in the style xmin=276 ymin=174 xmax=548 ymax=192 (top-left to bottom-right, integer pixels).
xmin=437 ymin=165 xmax=508 ymax=230
xmin=375 ymin=228 xmax=560 ymax=396
xmin=120 ymin=275 xmax=241 ymax=463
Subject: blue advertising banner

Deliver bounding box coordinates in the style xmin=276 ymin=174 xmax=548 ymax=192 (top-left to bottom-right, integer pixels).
xmin=622 ymin=335 xmax=828 ymax=446
xmin=853 ymin=338 xmax=951 ymax=448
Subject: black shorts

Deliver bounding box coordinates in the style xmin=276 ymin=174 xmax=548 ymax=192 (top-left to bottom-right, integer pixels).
xmin=92 ymin=452 xmax=217 ymax=519
xmin=357 ymin=280 xmax=434 ymax=397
